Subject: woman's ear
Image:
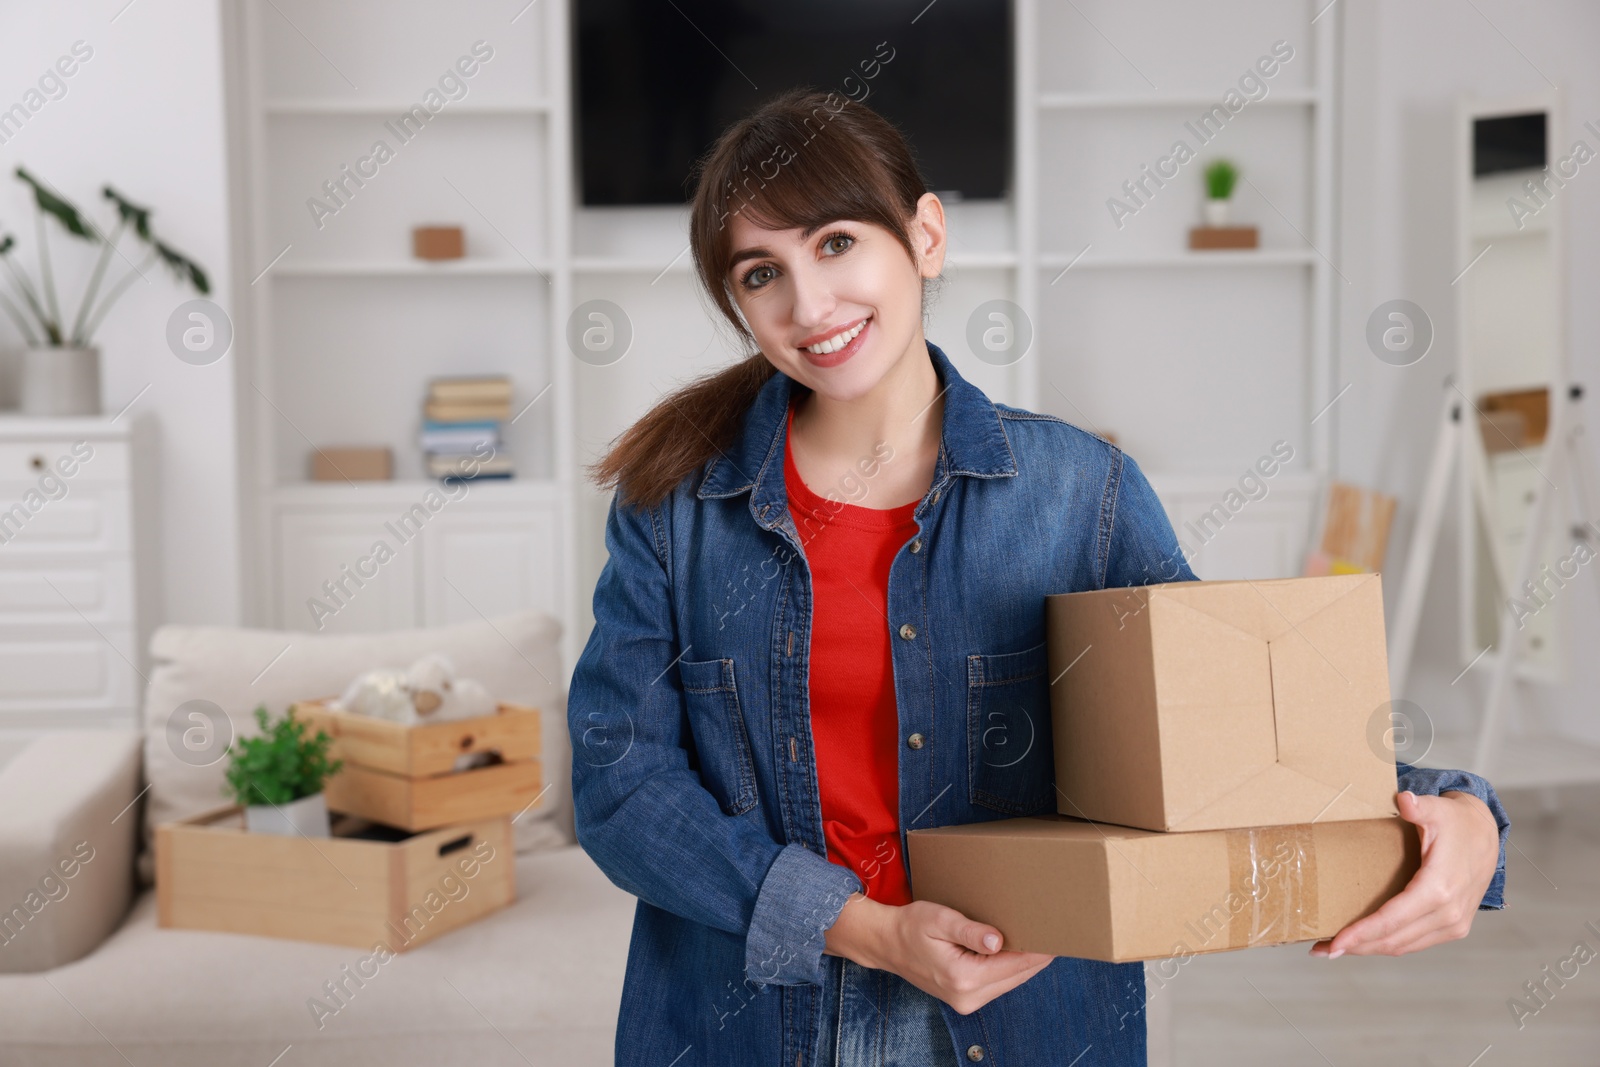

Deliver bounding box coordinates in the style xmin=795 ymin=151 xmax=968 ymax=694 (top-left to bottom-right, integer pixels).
xmin=913 ymin=192 xmax=947 ymax=278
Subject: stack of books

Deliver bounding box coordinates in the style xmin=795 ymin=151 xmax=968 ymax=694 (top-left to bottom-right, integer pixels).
xmin=420 ymin=376 xmax=515 ymax=480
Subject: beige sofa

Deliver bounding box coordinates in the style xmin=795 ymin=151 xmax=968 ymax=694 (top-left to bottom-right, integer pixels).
xmin=0 ymin=612 xmax=635 ymax=1066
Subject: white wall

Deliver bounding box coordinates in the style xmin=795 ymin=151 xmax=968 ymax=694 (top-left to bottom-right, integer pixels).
xmin=1337 ymin=0 xmax=1600 ymax=743
xmin=0 ymin=0 xmax=244 ymax=630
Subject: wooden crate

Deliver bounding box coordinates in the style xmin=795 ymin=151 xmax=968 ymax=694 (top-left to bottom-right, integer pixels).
xmin=155 ymin=806 xmax=514 ymax=951
xmin=292 ymin=699 xmax=543 ymax=832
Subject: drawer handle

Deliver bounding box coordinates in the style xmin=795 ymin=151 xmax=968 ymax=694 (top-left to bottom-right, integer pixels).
xmin=438 ymin=833 xmax=473 ymax=857
xmin=29 ymin=454 xmax=45 ymax=471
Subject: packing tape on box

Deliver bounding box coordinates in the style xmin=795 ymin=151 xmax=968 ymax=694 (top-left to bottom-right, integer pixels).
xmin=1224 ymin=824 xmax=1319 ymax=949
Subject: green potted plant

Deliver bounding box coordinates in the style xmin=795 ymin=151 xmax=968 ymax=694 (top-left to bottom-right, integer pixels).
xmin=1202 ymin=158 xmax=1239 ymax=227
xmin=0 ymin=166 xmax=210 ymax=416
xmin=222 ymin=705 xmax=344 ymax=837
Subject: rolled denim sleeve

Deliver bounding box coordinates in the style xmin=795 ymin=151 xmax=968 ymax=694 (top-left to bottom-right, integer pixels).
xmin=1101 ymin=448 xmax=1200 ymax=589
xmin=1395 ymin=761 xmax=1510 ymax=910
xmin=745 ymin=844 xmax=863 ymax=986
xmin=569 ymin=492 xmax=854 ymax=988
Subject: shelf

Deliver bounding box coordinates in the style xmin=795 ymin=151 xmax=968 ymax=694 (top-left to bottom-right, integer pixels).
xmin=272 ymin=259 xmax=553 ymax=277
xmin=570 ymin=251 xmax=1020 ymax=274
xmin=1038 ymin=89 xmax=1318 ymax=110
xmin=1038 ymin=249 xmax=1318 ymax=270
xmin=264 ymin=100 xmax=553 ymax=116
xmin=571 ymin=255 xmax=692 ymax=275
xmin=272 ymin=477 xmax=566 ymax=507
xmin=945 ymin=251 xmax=1020 ymax=269
xmin=0 ymin=414 xmax=137 ymax=438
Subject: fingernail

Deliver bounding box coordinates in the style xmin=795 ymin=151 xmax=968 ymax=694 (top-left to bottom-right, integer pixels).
xmin=1328 ymin=947 xmax=1344 ymax=959
xmin=984 ymin=934 xmax=999 ymax=951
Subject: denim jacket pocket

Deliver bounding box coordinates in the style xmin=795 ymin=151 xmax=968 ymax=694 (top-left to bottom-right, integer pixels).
xmin=679 ymin=656 xmax=760 ymax=817
xmin=967 ymin=641 xmax=1055 ymax=816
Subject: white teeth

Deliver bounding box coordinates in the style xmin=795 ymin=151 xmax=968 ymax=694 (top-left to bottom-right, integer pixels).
xmin=804 ymin=318 xmax=867 ymax=355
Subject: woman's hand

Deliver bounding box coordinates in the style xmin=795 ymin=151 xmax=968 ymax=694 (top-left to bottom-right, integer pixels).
xmin=824 ymin=892 xmax=1054 ymax=1014
xmin=1309 ymin=789 xmax=1500 ymax=959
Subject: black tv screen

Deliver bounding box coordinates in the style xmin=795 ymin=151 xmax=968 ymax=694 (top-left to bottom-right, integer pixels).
xmin=574 ymin=0 xmax=1012 ymax=205
xmin=1474 ymin=111 xmax=1547 ymax=176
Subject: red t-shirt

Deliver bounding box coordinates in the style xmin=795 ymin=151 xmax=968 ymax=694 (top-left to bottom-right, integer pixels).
xmin=782 ymin=398 xmax=919 ymax=905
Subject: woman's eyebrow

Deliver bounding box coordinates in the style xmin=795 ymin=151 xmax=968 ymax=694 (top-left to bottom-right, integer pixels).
xmin=728 ymin=223 xmax=835 ymax=272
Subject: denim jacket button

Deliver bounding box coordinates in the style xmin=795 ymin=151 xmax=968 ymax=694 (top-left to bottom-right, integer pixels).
xmin=966 ymin=1046 xmax=985 ymax=1062
xmin=910 ymin=537 xmax=922 ymax=554
xmin=906 ymin=732 xmax=925 ymax=750
xmin=898 ymin=623 xmax=917 ymax=640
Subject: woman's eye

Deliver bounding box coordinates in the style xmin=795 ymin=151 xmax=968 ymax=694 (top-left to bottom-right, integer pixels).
xmin=824 ymin=233 xmax=855 ymax=254
xmin=741 ymin=265 xmax=776 ymax=289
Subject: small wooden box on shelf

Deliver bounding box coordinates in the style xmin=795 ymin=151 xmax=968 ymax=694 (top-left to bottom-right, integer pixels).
xmin=292 ymin=699 xmax=543 ymax=832
xmin=155 ymin=807 xmax=514 ymax=951
xmin=1188 ymin=225 xmax=1260 ymax=250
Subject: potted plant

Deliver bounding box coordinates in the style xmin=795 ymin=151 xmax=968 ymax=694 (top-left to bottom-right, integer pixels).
xmin=222 ymin=705 xmax=344 ymax=837
xmin=0 ymin=166 xmax=210 ymax=416
xmin=1202 ymin=159 xmax=1239 ymax=227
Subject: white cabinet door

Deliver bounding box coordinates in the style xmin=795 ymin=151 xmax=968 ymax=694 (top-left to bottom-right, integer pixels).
xmin=275 ymin=511 xmax=422 ymax=633
xmin=420 ymin=507 xmax=562 ymax=627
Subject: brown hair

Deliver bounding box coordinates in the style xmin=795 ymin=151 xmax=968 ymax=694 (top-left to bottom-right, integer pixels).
xmin=584 ymin=86 xmax=937 ymax=512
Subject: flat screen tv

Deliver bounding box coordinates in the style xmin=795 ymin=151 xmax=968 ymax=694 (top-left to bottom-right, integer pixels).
xmin=574 ymin=0 xmax=1012 ymax=206
xmin=1473 ymin=111 xmax=1547 ymax=176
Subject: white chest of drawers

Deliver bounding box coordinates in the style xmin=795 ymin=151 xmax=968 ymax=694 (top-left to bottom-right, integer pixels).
xmin=0 ymin=415 xmax=154 ymax=728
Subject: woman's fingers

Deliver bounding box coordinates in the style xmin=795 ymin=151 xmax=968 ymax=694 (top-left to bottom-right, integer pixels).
xmin=922 ymin=901 xmax=1004 ymax=955
xmin=1308 ymin=790 xmax=1494 ymax=959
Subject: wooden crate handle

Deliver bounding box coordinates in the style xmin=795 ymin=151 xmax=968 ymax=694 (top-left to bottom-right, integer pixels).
xmin=438 ymin=833 xmax=474 ymax=857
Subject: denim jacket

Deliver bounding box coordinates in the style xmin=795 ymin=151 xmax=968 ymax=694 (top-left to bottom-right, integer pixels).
xmin=567 ymin=339 xmax=1510 ymax=1067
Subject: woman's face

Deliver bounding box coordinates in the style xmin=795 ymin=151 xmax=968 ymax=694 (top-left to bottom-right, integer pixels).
xmin=724 ymin=192 xmax=945 ymax=402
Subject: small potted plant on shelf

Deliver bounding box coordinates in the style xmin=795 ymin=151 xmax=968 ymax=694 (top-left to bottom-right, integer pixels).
xmin=223 ymin=705 xmax=344 ymax=837
xmin=1202 ymin=158 xmax=1239 ymax=227
xmin=0 ymin=166 xmax=210 ymax=417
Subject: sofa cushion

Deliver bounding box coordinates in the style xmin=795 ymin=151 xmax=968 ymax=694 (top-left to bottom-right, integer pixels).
xmin=0 ymin=731 xmax=142 ymax=974
xmin=138 ymin=611 xmax=572 ymax=886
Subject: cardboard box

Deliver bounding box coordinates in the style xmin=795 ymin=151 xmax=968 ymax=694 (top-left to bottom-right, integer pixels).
xmin=412 ymin=225 xmax=465 ymax=260
xmin=1481 ymin=387 xmax=1548 ymax=445
xmin=293 ymin=699 xmax=543 ymax=832
xmin=907 ymin=812 xmax=1420 ymax=963
xmin=1188 ymin=225 xmax=1259 ymax=249
xmin=155 ymin=806 xmax=514 ymax=951
xmin=310 ymin=446 xmax=392 ymax=482
xmin=1046 ymin=573 xmax=1399 ymax=832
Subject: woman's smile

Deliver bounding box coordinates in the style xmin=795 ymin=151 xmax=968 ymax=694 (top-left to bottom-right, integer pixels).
xmin=799 ymin=314 xmax=871 ymax=368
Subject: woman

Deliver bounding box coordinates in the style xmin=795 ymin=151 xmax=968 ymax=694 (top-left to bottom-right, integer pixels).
xmin=568 ymin=87 xmax=1509 ymax=1067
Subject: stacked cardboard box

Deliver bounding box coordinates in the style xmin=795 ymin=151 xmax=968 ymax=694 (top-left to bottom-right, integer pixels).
xmin=908 ymin=573 xmax=1421 ymax=963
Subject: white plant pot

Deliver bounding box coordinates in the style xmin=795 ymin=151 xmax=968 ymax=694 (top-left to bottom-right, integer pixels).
xmin=1203 ymin=198 xmax=1232 ymax=227
xmin=244 ymin=790 xmax=332 ymax=837
xmin=20 ymin=346 xmax=101 ymax=417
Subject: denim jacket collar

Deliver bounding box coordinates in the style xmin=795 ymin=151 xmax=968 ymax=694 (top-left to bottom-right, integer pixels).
xmin=695 ymin=339 xmax=1018 ymax=526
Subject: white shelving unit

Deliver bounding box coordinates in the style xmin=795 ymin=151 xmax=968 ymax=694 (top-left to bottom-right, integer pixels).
xmin=224 ymin=0 xmax=580 ymax=670
xmin=223 ymin=0 xmax=1341 ymax=665
xmin=1012 ymin=0 xmax=1337 ymax=578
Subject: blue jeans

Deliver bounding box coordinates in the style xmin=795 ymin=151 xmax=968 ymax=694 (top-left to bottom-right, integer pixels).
xmin=816 ymin=955 xmax=961 ymax=1067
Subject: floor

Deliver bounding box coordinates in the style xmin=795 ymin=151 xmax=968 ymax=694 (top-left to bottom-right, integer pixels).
xmin=1160 ymin=784 xmax=1600 ymax=1066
